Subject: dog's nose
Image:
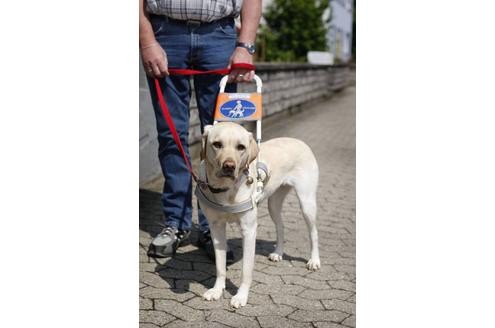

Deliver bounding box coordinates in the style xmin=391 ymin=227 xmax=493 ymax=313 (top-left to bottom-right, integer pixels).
xmin=222 ymin=160 xmax=236 ymax=173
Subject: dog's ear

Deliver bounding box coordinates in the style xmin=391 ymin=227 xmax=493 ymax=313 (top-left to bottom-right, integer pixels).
xmin=248 ymin=133 xmax=259 ymax=165
xmin=201 ymin=125 xmax=213 ymax=160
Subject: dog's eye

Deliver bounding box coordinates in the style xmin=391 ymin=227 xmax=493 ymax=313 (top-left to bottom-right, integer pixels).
xmin=237 ymin=144 xmax=246 ymax=151
xmin=212 ymin=141 xmax=223 ymax=149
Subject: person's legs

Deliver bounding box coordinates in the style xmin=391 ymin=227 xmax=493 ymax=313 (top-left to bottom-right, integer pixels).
xmin=146 ymin=16 xmax=194 ymax=256
xmin=193 ymin=18 xmax=238 ymax=233
xmin=148 ymin=76 xmax=193 ymax=232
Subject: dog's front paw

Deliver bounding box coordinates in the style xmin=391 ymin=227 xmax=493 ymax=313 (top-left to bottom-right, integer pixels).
xmin=230 ymin=292 xmax=248 ymax=308
xmin=306 ymin=258 xmax=321 ymax=271
xmin=203 ymin=288 xmax=223 ymax=301
xmin=268 ymin=252 xmax=283 ymax=262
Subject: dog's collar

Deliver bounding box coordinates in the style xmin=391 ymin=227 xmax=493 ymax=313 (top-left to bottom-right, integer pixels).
xmin=198 ymin=160 xmax=230 ymax=193
xmin=207 ymin=185 xmax=230 ymax=193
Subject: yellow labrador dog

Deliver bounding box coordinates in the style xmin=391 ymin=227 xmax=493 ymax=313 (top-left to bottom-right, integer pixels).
xmin=198 ymin=122 xmax=320 ymax=308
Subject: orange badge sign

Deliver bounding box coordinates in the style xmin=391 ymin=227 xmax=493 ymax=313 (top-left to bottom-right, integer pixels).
xmin=214 ymin=92 xmax=262 ymax=121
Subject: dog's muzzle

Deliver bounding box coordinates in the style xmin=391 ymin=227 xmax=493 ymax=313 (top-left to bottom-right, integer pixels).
xmin=221 ymin=159 xmax=236 ymax=176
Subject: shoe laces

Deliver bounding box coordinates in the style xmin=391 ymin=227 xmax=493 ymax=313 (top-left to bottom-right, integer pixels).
xmin=158 ymin=225 xmax=176 ymax=238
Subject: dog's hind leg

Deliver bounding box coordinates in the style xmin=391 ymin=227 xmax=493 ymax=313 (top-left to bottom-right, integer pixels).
xmin=294 ymin=182 xmax=321 ymax=271
xmin=267 ymin=185 xmax=291 ymax=262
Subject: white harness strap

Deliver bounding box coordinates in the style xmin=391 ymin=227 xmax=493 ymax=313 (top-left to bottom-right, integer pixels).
xmin=195 ymin=186 xmax=255 ymax=214
xmin=196 ymin=160 xmax=269 ymax=214
xmin=199 ymin=160 xmax=208 ymax=182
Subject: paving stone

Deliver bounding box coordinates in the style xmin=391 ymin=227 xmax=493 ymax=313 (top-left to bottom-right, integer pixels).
xmin=175 ymin=243 xmax=198 ymax=253
xmin=172 ymin=252 xmax=212 ymax=263
xmin=184 ymin=296 xmax=231 ymax=310
xmin=155 ymin=299 xmax=204 ymax=321
xmin=235 ymin=303 xmax=294 ymax=317
xmin=254 ymin=255 xmax=288 ymax=267
xmin=313 ymin=322 xmax=348 ymax=328
xmin=140 ymin=245 xmax=149 ymax=258
xmin=288 ymin=310 xmax=349 ymax=323
xmin=261 ymin=265 xmax=310 ymax=276
xmin=329 ymin=258 xmax=355 ymax=266
xmin=207 ymin=309 xmax=260 ymax=328
xmin=252 ymin=270 xmax=284 ymax=285
xmin=257 ymin=316 xmax=313 ymax=328
xmin=333 ymin=265 xmax=355 ymax=274
xmin=156 ymin=258 xmax=193 ymax=271
xmin=140 ymin=261 xmax=160 ymax=273
xmin=140 ymin=230 xmax=152 ymax=240
xmin=140 ymin=323 xmax=161 ymax=328
xmin=140 ymin=272 xmax=173 ymax=289
xmin=321 ymin=299 xmax=355 ymax=314
xmin=163 ymin=321 xmax=230 ymax=328
xmin=140 ymin=286 xmax=195 ymax=302
xmin=156 ymin=268 xmax=212 ymax=282
xmin=174 ymin=279 xmax=210 ymax=297
xmin=341 ymin=314 xmax=355 ymax=327
xmin=223 ymin=268 xmax=242 ymax=280
xmin=140 ymin=298 xmax=153 ymax=310
xmin=328 ymin=280 xmax=355 ymax=292
xmin=344 ymin=272 xmax=356 ymax=281
xmin=298 ymin=289 xmax=353 ymax=301
xmin=304 ymin=270 xmax=350 ymax=282
xmin=281 ymin=275 xmax=330 ymax=290
xmin=140 ymin=310 xmax=175 ymax=326
xmin=271 ymin=294 xmax=324 ymax=311
xmin=289 ymin=260 xmax=309 ymax=268
xmin=246 ymin=293 xmax=273 ymax=305
xmin=193 ymin=262 xmax=217 ymax=275
xmin=250 ymin=283 xmax=305 ymax=296
xmin=337 ymin=251 xmax=355 ymax=259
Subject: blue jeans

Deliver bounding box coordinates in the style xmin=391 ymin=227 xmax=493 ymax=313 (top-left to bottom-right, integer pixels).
xmin=146 ymin=15 xmax=237 ymax=232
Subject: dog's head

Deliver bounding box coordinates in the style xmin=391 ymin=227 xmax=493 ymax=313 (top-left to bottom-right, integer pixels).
xmin=201 ymin=122 xmax=259 ymax=180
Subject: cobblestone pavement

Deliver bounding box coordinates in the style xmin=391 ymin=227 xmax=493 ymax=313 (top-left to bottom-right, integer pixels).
xmin=139 ymin=86 xmax=356 ymax=328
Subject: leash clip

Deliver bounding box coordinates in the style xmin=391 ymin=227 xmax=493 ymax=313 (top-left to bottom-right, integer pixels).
xmin=198 ymin=180 xmax=209 ymax=190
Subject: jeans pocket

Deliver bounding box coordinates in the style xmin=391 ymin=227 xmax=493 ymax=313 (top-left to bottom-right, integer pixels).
xmin=216 ymin=19 xmax=237 ymax=38
xmin=150 ymin=16 xmax=165 ymax=35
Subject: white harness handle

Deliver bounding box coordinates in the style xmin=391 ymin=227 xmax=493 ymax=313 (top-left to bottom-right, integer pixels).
xmin=218 ymin=75 xmax=263 ymax=93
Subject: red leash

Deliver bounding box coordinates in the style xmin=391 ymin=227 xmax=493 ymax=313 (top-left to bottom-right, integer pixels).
xmin=153 ymin=63 xmax=256 ymax=182
xmin=168 ymin=63 xmax=254 ymax=76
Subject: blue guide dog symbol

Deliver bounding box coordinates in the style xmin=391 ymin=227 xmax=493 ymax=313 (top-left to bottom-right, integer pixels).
xmin=220 ymin=99 xmax=256 ymax=119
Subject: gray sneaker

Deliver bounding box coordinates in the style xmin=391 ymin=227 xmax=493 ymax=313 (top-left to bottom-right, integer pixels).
xmin=147 ymin=226 xmax=190 ymax=258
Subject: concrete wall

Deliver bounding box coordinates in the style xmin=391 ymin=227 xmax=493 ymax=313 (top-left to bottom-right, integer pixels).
xmin=139 ymin=63 xmax=350 ymax=186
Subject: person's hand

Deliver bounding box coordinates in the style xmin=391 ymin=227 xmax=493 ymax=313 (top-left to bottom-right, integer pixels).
xmin=228 ymin=47 xmax=255 ymax=83
xmin=140 ymin=42 xmax=169 ymax=78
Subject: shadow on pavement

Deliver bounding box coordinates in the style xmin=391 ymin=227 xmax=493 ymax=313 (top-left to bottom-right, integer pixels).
xmin=140 ymin=189 xmax=309 ymax=296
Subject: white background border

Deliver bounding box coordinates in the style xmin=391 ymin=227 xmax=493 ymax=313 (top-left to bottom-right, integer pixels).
xmin=0 ymin=0 xmax=138 ymax=327
xmin=358 ymin=1 xmax=495 ymax=327
xmin=1 ymin=1 xmax=495 ymax=327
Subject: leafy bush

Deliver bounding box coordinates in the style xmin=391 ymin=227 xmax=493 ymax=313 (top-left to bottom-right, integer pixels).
xmin=259 ymin=0 xmax=329 ymax=62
